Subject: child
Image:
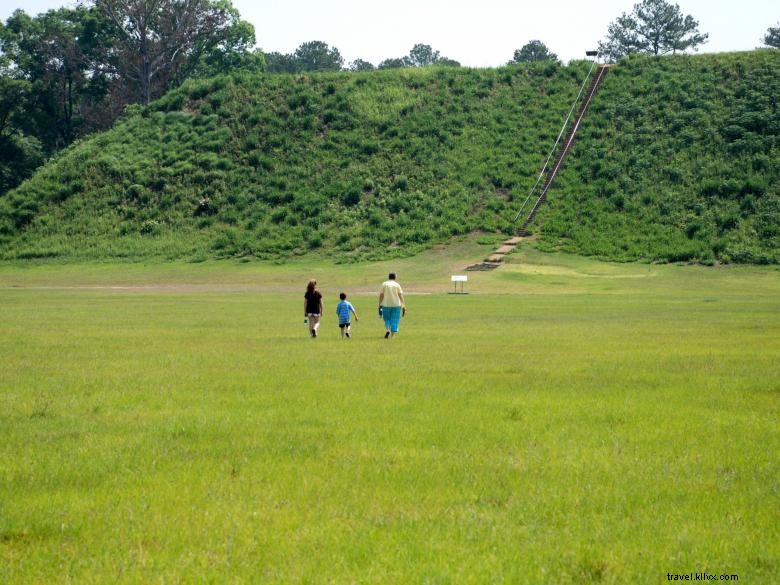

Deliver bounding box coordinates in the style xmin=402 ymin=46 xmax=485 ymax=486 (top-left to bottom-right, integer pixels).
xmin=304 ymin=279 xmax=323 ymax=338
xmin=336 ymin=292 xmax=359 ymax=338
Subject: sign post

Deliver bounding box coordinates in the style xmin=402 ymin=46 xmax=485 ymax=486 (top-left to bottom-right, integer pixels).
xmin=450 ymin=275 xmax=468 ymax=294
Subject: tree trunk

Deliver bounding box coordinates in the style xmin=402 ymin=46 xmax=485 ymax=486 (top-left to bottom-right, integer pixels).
xmin=142 ymin=60 xmax=152 ymax=105
xmin=65 ymin=75 xmax=73 ymax=144
xmin=139 ymin=21 xmax=151 ymax=105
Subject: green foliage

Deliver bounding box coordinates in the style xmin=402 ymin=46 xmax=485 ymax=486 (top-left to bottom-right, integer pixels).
xmin=349 ymin=58 xmax=375 ymax=71
xmin=377 ymin=58 xmax=406 ymax=70
xmin=406 ymin=43 xmax=441 ymax=67
xmin=535 ymin=51 xmax=779 ymax=264
xmin=0 ymin=131 xmax=44 ymax=195
xmin=293 ymin=40 xmax=344 ymax=71
xmin=0 ymin=1 xmax=260 ymax=200
xmin=97 ymin=0 xmax=256 ymax=104
xmin=377 ymin=44 xmax=461 ymax=70
xmin=599 ymin=0 xmax=708 ymax=61
xmin=765 ymin=23 xmax=780 ymax=48
xmin=264 ymin=51 xmax=298 ymax=73
xmin=184 ymin=5 xmax=261 ymax=79
xmin=0 ymin=254 xmax=778 ymax=583
xmin=508 ymin=40 xmax=560 ymax=64
xmin=0 ymin=62 xmax=594 ymax=261
xmin=266 ymin=41 xmax=343 ymax=73
xmin=0 ymin=51 xmax=777 ymax=265
xmin=0 ymin=5 xmax=115 ymax=155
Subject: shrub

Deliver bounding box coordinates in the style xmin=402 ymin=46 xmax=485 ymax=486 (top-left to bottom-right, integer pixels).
xmin=195 ymin=197 xmax=216 ymax=216
xmin=140 ymin=219 xmax=161 ymax=235
xmin=342 ymin=187 xmax=361 ymax=207
xmin=392 ymin=175 xmax=409 ymax=191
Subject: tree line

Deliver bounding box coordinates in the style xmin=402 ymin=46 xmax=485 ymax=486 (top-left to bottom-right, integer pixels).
xmin=1 ymin=0 xmax=777 ymax=199
xmin=0 ymin=0 xmax=260 ymax=196
xmin=265 ymin=42 xmax=464 ymax=73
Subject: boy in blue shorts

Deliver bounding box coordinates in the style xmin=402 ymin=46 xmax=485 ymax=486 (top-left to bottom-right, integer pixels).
xmin=336 ymin=292 xmax=359 ymax=338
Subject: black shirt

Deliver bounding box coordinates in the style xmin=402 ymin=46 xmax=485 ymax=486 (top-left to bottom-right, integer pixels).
xmin=304 ymin=290 xmax=322 ymax=314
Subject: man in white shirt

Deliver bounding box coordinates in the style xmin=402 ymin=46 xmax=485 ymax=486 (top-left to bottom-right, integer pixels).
xmin=378 ymin=272 xmax=407 ymax=339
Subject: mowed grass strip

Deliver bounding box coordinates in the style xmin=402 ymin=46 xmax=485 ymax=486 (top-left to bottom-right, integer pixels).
xmin=0 ymin=263 xmax=778 ymax=583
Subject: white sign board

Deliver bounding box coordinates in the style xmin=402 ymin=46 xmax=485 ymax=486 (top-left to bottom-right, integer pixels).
xmin=451 ymin=275 xmax=468 ymax=282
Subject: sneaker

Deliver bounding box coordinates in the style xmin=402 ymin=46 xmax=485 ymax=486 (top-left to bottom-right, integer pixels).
xmin=384 ymin=331 xmax=390 ymax=339
xmin=346 ymin=332 xmax=351 ymax=338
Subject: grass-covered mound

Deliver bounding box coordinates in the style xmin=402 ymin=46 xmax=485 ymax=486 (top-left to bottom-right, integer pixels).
xmin=537 ymin=50 xmax=779 ymax=264
xmin=0 ymin=51 xmax=777 ymax=264
xmin=0 ymin=62 xmax=589 ymax=261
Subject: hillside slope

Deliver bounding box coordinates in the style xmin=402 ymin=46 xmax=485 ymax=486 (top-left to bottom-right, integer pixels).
xmin=0 ymin=51 xmax=777 ymax=264
xmin=536 ymin=51 xmax=779 ymax=264
xmin=0 ymin=62 xmax=588 ymax=261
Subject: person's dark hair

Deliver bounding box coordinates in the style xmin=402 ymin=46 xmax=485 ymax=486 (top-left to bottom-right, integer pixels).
xmin=339 ymin=292 xmax=346 ymax=300
xmin=388 ymin=272 xmax=396 ymax=280
xmin=306 ymin=280 xmax=317 ymax=294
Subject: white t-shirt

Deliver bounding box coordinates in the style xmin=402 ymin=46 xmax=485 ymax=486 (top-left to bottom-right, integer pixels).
xmin=380 ymin=280 xmax=404 ymax=307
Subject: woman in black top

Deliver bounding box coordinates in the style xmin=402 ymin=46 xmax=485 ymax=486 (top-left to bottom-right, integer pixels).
xmin=304 ymin=279 xmax=323 ymax=338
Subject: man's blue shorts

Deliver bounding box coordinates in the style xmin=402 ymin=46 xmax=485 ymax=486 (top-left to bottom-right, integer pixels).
xmin=382 ymin=306 xmax=402 ymax=332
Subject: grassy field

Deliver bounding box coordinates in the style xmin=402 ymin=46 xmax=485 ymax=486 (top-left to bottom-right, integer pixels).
xmin=1 ymin=242 xmax=778 ymax=583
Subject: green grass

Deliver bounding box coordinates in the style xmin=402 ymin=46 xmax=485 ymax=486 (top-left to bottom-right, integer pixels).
xmin=2 ymin=51 xmax=776 ymax=265
xmin=0 ymin=62 xmax=587 ymax=263
xmin=538 ymin=50 xmax=779 ymax=264
xmin=1 ymin=247 xmax=779 ymax=583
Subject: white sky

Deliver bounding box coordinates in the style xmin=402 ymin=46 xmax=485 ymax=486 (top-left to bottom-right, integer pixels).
xmin=2 ymin=0 xmax=777 ymax=66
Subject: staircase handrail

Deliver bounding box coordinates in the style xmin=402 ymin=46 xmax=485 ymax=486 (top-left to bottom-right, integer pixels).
xmin=513 ymin=59 xmax=598 ymax=223
xmin=520 ymin=65 xmax=608 ymax=228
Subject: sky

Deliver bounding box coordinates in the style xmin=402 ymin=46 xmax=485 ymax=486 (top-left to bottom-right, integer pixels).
xmin=2 ymin=0 xmax=777 ymax=67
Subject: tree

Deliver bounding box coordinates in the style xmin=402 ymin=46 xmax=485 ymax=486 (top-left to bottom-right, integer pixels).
xmin=436 ymin=57 xmax=460 ymax=67
xmin=0 ymin=76 xmax=43 ymax=195
xmin=0 ymin=78 xmax=28 ymax=137
xmin=0 ymin=7 xmax=115 ymax=196
xmin=406 ymin=43 xmax=439 ymax=67
xmin=765 ymin=23 xmax=780 ymax=48
xmin=379 ymin=44 xmax=460 ymax=68
xmin=293 ymin=41 xmax=343 ymax=71
xmin=0 ymin=131 xmax=43 ymax=197
xmin=0 ymin=1 xmax=258 ymax=197
xmin=265 ymin=42 xmax=344 ymax=73
xmin=349 ymin=58 xmax=374 ymax=71
xmin=401 ymin=43 xmax=459 ymax=67
xmin=508 ymin=40 xmax=559 ymax=64
xmin=377 ymin=57 xmax=406 ymax=69
xmin=265 ymin=51 xmax=298 ymax=73
xmin=599 ymin=0 xmax=708 ymax=61
xmin=95 ymin=0 xmax=251 ymax=104
xmin=0 ymin=6 xmax=114 ymax=148
xmin=178 ymin=1 xmax=261 ymax=80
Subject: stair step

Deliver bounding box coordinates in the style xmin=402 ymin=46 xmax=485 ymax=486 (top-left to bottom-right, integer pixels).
xmin=494 ymin=244 xmax=515 ymax=254
xmin=503 ymin=236 xmax=524 ymax=245
xmin=465 ymin=262 xmax=502 ymax=271
xmin=486 ymin=254 xmax=505 ymax=262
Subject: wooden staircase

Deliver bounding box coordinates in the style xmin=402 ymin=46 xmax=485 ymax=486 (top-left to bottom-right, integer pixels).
xmin=466 ymin=64 xmax=611 ymax=272
xmin=465 ymin=236 xmax=524 ymax=271
xmin=516 ymin=64 xmax=611 ymax=237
